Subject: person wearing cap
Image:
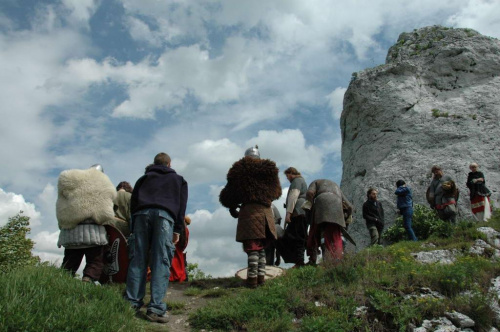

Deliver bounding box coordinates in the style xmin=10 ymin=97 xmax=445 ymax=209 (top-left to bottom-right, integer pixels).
xmin=395 ymin=180 xmax=417 ymax=241
xmin=283 ymin=167 xmax=308 ymax=267
xmin=125 ymin=153 xmax=188 ymax=323
xmin=466 ymin=162 xmax=492 ymax=222
xmin=56 ymin=164 xmax=117 ymax=283
xmin=363 ymin=188 xmax=385 ymax=246
xmin=427 ymin=165 xmax=458 ymax=223
xmin=220 ymin=145 xmax=282 ymax=288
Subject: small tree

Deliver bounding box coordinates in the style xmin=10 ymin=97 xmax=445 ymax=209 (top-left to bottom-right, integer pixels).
xmin=187 ymin=263 xmax=212 ymax=280
xmin=383 ymin=204 xmax=453 ymax=243
xmin=0 ymin=212 xmax=40 ymax=273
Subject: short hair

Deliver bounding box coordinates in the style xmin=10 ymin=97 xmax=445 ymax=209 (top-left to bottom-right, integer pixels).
xmin=116 ymin=181 xmax=133 ymax=193
xmin=469 ymin=162 xmax=479 ymax=168
xmin=431 ymin=165 xmax=442 ymax=172
xmin=367 ymin=187 xmax=377 ymax=198
xmin=154 ymin=153 xmax=171 ymax=166
xmin=284 ymin=167 xmax=301 ymax=176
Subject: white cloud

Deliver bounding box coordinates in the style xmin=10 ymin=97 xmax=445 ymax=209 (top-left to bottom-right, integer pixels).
xmin=446 ymin=0 xmax=500 ymax=39
xmin=327 ymin=87 xmax=347 ymax=120
xmin=180 ymin=139 xmax=242 ymax=184
xmin=246 ymin=129 xmax=324 ymax=173
xmin=61 ymin=0 xmax=100 ymax=29
xmin=0 ymin=188 xmax=41 ymax=227
xmin=32 ymin=230 xmax=61 ymax=254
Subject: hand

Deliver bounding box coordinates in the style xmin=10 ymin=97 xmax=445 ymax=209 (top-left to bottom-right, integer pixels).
xmin=472 ymin=179 xmax=478 ymax=183
xmin=172 ymin=233 xmax=180 ymax=245
xmin=285 ymin=212 xmax=292 ymax=223
xmin=229 ymin=207 xmax=240 ymax=218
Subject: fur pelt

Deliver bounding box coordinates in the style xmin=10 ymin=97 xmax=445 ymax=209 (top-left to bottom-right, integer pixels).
xmin=219 ymin=157 xmax=282 ymax=208
xmin=56 ymin=168 xmax=117 ymax=229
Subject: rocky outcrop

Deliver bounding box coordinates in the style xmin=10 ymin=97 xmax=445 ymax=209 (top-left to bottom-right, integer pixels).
xmin=340 ymin=26 xmax=500 ymax=249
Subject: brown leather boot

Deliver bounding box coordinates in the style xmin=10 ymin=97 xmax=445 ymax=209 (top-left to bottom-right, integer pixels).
xmin=257 ymin=275 xmax=265 ymax=285
xmin=246 ymin=277 xmax=258 ymax=289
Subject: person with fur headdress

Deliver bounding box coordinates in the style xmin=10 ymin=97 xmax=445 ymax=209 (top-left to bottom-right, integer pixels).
xmin=56 ymin=164 xmax=117 ymax=283
xmin=219 ymin=145 xmax=282 ymax=288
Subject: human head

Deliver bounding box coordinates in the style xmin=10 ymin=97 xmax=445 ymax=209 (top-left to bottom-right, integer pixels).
xmin=396 ymin=180 xmax=405 ymax=188
xmin=90 ymin=164 xmax=104 ymax=172
xmin=367 ymin=188 xmax=378 ymax=200
xmin=469 ymin=162 xmax=479 ymax=172
xmin=284 ymin=167 xmax=301 ymax=182
xmin=431 ymin=165 xmax=443 ymax=178
xmin=244 ymin=145 xmax=260 ymax=159
xmin=185 ymin=216 xmax=191 ymax=225
xmin=116 ymin=181 xmax=133 ymax=193
xmin=154 ymin=153 xmax=171 ymax=167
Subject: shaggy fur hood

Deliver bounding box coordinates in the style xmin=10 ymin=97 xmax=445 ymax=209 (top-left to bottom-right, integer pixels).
xmin=56 ymin=168 xmax=117 ymax=229
xmin=219 ymin=157 xmax=282 ymax=208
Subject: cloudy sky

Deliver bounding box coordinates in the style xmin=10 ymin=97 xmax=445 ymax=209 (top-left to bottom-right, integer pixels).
xmin=1 ymin=0 xmax=499 ymax=278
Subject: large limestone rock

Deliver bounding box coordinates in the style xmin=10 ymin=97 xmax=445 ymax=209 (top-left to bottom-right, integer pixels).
xmin=340 ymin=26 xmax=500 ymax=249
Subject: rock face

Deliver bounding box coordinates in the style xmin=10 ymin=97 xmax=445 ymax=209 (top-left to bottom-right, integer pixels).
xmin=340 ymin=26 xmax=500 ymax=249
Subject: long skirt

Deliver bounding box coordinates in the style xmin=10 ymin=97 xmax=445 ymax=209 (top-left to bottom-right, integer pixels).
xmin=471 ymin=195 xmax=492 ymax=222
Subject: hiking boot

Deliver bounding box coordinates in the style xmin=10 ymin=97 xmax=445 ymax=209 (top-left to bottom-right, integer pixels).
xmin=257 ymin=275 xmax=265 ymax=285
xmin=146 ymin=311 xmax=169 ymax=323
xmin=307 ymin=260 xmax=318 ymax=267
xmin=82 ymin=276 xmax=93 ymax=283
xmin=246 ymin=277 xmax=258 ymax=289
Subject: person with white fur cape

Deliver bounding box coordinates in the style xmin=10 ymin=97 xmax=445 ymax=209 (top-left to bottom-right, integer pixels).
xmin=56 ymin=164 xmax=116 ymax=283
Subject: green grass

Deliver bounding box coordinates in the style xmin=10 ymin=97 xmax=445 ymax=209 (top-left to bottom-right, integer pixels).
xmin=189 ymin=210 xmax=500 ymax=331
xmin=3 ymin=211 xmax=500 ymax=331
xmin=0 ymin=265 xmax=145 ymax=331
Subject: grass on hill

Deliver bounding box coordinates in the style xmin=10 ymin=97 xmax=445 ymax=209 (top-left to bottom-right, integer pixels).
xmin=0 ymin=265 xmax=146 ymax=332
xmin=188 ymin=211 xmax=500 ymax=331
xmin=2 ymin=210 xmax=500 ymax=331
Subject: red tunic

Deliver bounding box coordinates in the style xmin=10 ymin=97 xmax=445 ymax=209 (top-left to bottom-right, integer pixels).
xmin=169 ymin=227 xmax=189 ymax=282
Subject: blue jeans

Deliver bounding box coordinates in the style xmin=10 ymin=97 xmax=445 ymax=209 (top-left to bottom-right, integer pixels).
xmin=401 ymin=207 xmax=417 ymax=241
xmin=126 ymin=208 xmax=175 ymax=315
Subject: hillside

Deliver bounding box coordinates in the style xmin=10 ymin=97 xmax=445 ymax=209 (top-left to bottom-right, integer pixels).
xmin=2 ymin=211 xmax=500 ymax=331
xmin=340 ymin=25 xmax=500 ymax=249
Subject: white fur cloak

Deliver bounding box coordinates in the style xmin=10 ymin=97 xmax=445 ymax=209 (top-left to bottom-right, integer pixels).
xmin=56 ymin=168 xmax=117 ymax=229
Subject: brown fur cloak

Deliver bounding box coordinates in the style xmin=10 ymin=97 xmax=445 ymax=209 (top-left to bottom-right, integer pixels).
xmin=220 ymin=157 xmax=282 ymax=242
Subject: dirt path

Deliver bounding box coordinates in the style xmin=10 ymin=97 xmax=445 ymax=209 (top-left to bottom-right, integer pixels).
xmin=143 ymin=282 xmax=211 ymax=332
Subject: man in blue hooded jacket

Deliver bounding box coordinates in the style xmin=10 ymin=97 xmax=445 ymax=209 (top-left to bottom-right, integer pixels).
xmin=395 ymin=180 xmax=417 ymax=241
xmin=125 ymin=152 xmax=188 ymax=323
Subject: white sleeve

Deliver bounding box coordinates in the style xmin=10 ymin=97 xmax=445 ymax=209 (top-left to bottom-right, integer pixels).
xmin=286 ymin=189 xmax=300 ymax=214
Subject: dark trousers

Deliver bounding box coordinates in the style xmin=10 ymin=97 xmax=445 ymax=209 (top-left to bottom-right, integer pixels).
xmin=61 ymin=246 xmax=105 ymax=280
xmin=287 ymin=215 xmax=308 ymax=264
xmin=265 ymin=241 xmax=281 ymax=266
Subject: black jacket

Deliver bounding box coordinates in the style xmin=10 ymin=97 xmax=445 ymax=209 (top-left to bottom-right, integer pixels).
xmin=131 ymin=165 xmax=188 ymax=233
xmin=363 ymin=199 xmax=384 ymax=229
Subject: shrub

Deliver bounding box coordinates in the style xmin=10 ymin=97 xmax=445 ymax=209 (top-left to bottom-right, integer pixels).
xmin=383 ymin=204 xmax=450 ymax=243
xmin=431 ymin=109 xmax=449 ymax=118
xmin=0 ymin=213 xmax=40 ymax=273
xmin=187 ymin=262 xmax=212 ymax=280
